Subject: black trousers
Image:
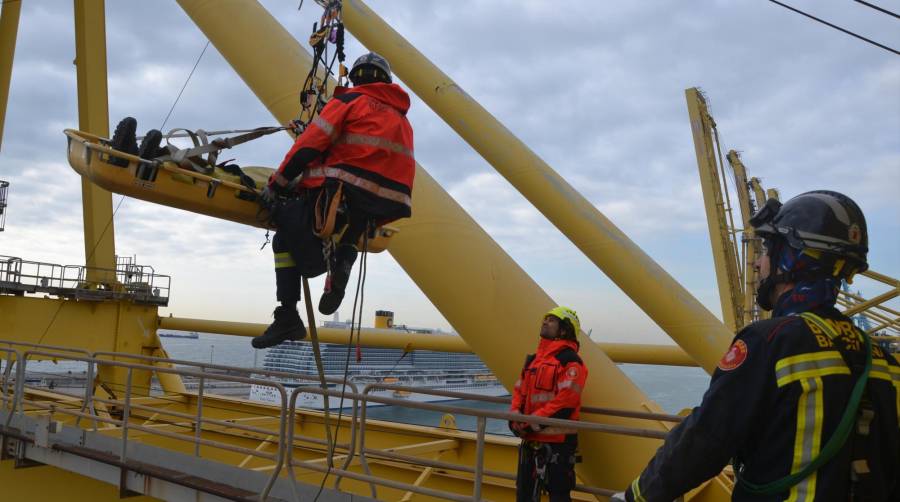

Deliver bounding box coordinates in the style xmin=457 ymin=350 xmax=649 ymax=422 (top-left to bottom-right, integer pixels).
xmin=515 ymin=440 xmax=577 ymax=502
xmin=271 ymin=187 xmax=370 ymax=305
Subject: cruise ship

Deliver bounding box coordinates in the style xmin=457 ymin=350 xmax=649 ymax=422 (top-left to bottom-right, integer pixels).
xmin=249 ymin=311 xmax=508 ymax=408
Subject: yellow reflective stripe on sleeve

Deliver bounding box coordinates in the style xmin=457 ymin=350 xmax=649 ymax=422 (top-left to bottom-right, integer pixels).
xmin=871 ymin=359 xmax=900 ymax=418
xmin=775 ymin=351 xmax=849 ymax=387
xmin=787 ymin=377 xmax=824 ymax=502
xmin=274 ymin=252 xmax=296 ymax=269
xmin=631 ymin=477 xmax=647 ymax=502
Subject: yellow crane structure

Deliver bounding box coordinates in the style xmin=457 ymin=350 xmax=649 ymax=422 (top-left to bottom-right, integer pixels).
xmin=0 ymin=1 xmax=894 ymax=501
xmin=686 ymin=88 xmax=900 ymax=339
xmin=0 ymin=1 xmax=733 ymax=499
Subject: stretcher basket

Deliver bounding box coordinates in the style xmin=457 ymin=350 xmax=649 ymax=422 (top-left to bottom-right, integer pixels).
xmin=64 ymin=129 xmax=395 ymax=252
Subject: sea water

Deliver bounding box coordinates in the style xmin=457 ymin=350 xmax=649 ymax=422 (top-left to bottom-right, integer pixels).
xmin=161 ymin=333 xmax=711 ymax=435
xmin=22 ymin=332 xmax=711 ymax=435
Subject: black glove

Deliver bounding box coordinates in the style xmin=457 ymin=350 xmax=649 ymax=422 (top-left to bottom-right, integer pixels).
xmin=508 ymin=421 xmax=525 ymax=437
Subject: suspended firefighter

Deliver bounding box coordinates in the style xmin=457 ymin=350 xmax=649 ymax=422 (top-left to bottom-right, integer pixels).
xmin=252 ymin=52 xmax=415 ymax=349
xmin=509 ymin=307 xmax=587 ymax=502
xmin=615 ymin=191 xmax=899 ymax=502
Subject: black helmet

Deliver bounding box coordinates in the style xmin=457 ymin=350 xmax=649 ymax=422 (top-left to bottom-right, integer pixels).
xmin=750 ymin=190 xmax=868 ymax=312
xmin=750 ymin=190 xmax=868 ymax=274
xmin=349 ymin=52 xmax=392 ymax=85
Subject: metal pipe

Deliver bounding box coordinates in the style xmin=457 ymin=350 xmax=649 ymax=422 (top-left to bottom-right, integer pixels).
xmin=159 ymin=315 xmax=698 ymax=366
xmin=843 ymin=288 xmax=900 ymax=317
xmin=473 ymin=416 xmax=486 ymax=501
xmin=342 ymin=0 xmax=733 ymax=373
xmin=0 ymin=0 xmax=22 ymax=153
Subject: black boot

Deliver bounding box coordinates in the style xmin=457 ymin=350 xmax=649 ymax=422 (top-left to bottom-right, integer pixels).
xmin=252 ymin=306 xmax=307 ymax=349
xmin=138 ymin=129 xmax=167 ymax=159
xmin=109 ymin=117 xmax=138 ymax=167
xmin=318 ymin=245 xmax=358 ymax=315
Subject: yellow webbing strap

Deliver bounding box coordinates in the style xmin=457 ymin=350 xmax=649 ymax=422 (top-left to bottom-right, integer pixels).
xmin=301 ymin=277 xmax=335 ymax=468
xmin=313 ymin=182 xmax=344 ymax=239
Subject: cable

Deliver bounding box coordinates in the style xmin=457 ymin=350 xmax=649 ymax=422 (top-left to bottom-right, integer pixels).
xmin=36 ymin=194 xmax=128 ymax=345
xmin=160 ymin=40 xmax=211 ymax=131
xmin=853 ymin=0 xmax=900 ymax=20
xmin=768 ymin=0 xmax=900 ymax=56
xmin=312 ymin=221 xmax=368 ymax=502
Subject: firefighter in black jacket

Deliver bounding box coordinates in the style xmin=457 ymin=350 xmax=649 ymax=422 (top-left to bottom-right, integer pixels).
xmin=619 ymin=190 xmax=899 ymax=502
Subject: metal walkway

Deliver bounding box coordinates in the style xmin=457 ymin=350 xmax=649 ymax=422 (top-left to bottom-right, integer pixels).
xmin=0 ymin=340 xmax=683 ymax=501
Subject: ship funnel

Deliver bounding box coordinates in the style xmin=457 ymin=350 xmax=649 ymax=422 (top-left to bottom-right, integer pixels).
xmin=375 ymin=310 xmax=394 ymax=329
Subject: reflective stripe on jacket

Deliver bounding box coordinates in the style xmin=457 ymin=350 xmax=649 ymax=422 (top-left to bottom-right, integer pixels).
xmin=510 ymin=338 xmax=588 ymax=443
xmin=626 ymin=307 xmax=900 ymax=502
xmin=275 ymin=83 xmax=415 ymax=212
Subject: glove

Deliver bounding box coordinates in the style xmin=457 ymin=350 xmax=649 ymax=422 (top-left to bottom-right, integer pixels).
xmin=508 ymin=421 xmax=529 ymax=437
xmin=260 ymin=184 xmax=279 ymax=207
xmin=610 ymin=492 xmax=627 ymax=502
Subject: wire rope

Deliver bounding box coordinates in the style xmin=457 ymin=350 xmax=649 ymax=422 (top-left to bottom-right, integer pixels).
xmin=768 ymin=0 xmax=900 ymax=55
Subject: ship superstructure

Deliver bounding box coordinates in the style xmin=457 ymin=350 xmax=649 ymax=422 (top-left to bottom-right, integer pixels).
xmin=251 ymin=312 xmax=506 ymax=408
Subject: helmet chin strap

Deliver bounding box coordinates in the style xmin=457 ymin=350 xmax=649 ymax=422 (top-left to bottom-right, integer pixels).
xmin=755 ymin=242 xmax=797 ymax=311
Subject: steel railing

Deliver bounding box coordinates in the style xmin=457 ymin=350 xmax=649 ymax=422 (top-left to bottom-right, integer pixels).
xmin=0 ymin=255 xmax=171 ymax=305
xmin=0 ymin=342 xmax=681 ymax=501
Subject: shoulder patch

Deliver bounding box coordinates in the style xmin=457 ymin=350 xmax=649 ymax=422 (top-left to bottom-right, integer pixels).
xmin=554 ymin=348 xmax=582 ymax=366
xmin=717 ymin=340 xmax=749 ymax=371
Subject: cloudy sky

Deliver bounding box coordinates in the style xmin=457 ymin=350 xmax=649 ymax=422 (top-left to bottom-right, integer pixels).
xmin=1 ymin=0 xmax=898 ymax=344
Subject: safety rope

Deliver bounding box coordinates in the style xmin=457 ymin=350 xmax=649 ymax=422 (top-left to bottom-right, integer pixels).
xmin=312 ymin=224 xmax=369 ymax=502
xmin=736 ymin=312 xmax=872 ymax=495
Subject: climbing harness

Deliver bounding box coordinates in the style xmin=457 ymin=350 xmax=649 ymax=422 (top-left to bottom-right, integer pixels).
xmin=736 ymin=311 xmax=873 ymax=495
xmin=531 ymin=442 xmax=552 ymax=501
xmin=313 ymin=181 xmax=345 ymax=239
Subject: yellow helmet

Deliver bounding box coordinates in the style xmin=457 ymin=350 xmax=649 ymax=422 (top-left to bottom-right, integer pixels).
xmin=545 ymin=306 xmax=580 ymax=336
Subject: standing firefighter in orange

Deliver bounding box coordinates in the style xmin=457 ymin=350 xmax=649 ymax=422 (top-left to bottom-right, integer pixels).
xmin=509 ymin=307 xmax=588 ymax=502
xmin=252 ymin=52 xmax=415 ymax=349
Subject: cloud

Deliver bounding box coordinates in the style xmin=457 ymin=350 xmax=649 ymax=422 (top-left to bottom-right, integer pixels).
xmin=1 ymin=0 xmax=897 ymax=343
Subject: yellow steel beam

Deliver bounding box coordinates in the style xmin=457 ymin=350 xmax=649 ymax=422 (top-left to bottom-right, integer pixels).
xmin=174 ymin=1 xmax=708 ymax=492
xmin=342 ymin=1 xmax=733 ymax=373
xmin=74 ymin=0 xmax=116 ymax=279
xmin=685 ymin=88 xmax=741 ymax=332
xmin=726 ymin=150 xmax=761 ymax=324
xmin=840 ymin=289 xmax=900 ymax=318
xmin=843 ymin=288 xmax=900 ymax=317
xmin=159 ymin=315 xmax=698 ymax=366
xmin=0 ymin=0 xmax=21 ymax=153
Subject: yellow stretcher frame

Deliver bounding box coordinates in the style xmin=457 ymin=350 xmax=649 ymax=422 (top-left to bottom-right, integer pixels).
xmin=64 ymin=128 xmax=395 ymax=253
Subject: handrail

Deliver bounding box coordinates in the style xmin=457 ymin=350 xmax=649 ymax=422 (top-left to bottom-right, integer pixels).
xmin=0 ymin=254 xmax=170 ymax=305
xmin=3 ymin=344 xmax=676 ymax=501
xmin=0 ymin=347 xmax=20 ymax=425
xmin=348 ymin=382 xmax=665 ymax=500
xmin=16 ymin=350 xmax=289 ymax=501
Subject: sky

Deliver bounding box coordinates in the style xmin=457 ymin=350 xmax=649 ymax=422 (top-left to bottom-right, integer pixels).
xmin=1 ymin=0 xmax=898 ymax=345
